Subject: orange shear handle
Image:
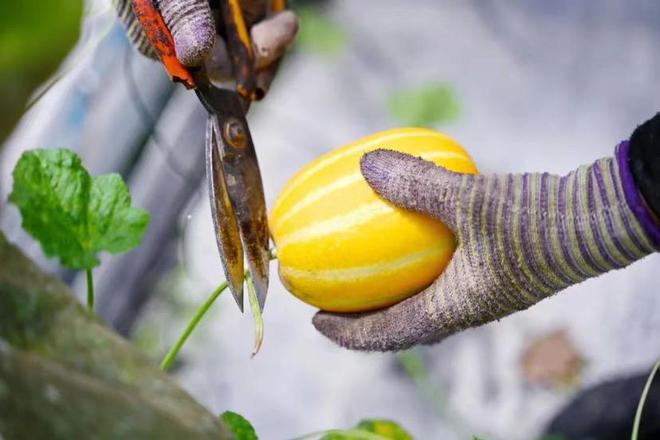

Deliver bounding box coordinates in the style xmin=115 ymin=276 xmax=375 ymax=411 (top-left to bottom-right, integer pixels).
xmin=129 ymin=0 xmax=196 ymax=89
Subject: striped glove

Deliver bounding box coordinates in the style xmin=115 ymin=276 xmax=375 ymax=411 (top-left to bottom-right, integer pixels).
xmin=313 ymin=115 xmax=660 ymax=351
xmin=113 ymin=0 xmax=297 ymax=79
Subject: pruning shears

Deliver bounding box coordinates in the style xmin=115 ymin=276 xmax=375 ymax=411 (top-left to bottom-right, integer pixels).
xmin=130 ymin=0 xmax=286 ymax=312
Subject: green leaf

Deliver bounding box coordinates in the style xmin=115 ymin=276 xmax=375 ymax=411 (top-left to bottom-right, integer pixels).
xmin=296 ymin=7 xmax=348 ymax=56
xmin=388 ymin=83 xmax=460 ymax=127
xmin=355 ymin=420 xmax=412 ymax=440
xmin=9 ymin=149 xmax=149 ymax=270
xmin=319 ymin=431 xmax=387 ymax=440
xmin=88 ymin=174 xmax=148 ymax=255
xmin=317 ymin=420 xmax=413 ymax=440
xmin=221 ymin=411 xmax=258 ymax=440
xmin=0 ymin=0 xmax=82 ymax=140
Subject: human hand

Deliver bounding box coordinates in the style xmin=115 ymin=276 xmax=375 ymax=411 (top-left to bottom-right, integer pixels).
xmin=114 ymin=0 xmax=297 ymax=85
xmin=313 ymin=118 xmax=660 ymax=351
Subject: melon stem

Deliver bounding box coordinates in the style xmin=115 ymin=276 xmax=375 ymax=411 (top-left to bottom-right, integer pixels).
xmin=160 ymin=249 xmax=277 ymax=372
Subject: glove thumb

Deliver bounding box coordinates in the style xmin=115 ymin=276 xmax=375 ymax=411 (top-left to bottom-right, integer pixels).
xmin=360 ymin=149 xmax=471 ymax=230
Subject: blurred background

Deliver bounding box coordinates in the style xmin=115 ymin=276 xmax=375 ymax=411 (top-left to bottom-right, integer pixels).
xmin=2 ymin=0 xmax=660 ymax=438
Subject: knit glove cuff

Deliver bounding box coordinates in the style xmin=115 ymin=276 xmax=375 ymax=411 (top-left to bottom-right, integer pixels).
xmin=616 ymin=140 xmax=660 ymax=248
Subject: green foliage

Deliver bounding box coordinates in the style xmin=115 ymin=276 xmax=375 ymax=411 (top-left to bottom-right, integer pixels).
xmin=319 ymin=419 xmax=412 ymax=440
xmin=296 ymin=7 xmax=348 ymax=56
xmin=9 ymin=149 xmax=149 ymax=270
xmin=221 ymin=411 xmax=258 ymax=440
xmin=0 ymin=0 xmax=82 ymax=72
xmin=0 ymin=0 xmax=83 ymax=141
xmin=355 ymin=420 xmax=413 ymax=439
xmin=388 ymin=83 xmax=460 ymax=127
xmin=320 ymin=432 xmax=382 ymax=440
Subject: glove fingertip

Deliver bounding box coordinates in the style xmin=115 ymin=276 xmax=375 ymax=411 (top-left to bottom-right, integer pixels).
xmin=173 ymin=24 xmax=215 ymax=66
xmin=360 ymin=149 xmax=407 ymax=192
xmin=360 ymin=149 xmax=439 ymax=211
xmin=312 ymin=311 xmax=354 ymax=348
xmin=312 ymin=306 xmax=424 ymax=352
xmin=252 ymin=10 xmax=299 ymax=69
xmin=313 ymin=311 xmax=391 ymax=352
xmin=157 ymin=0 xmax=215 ymax=66
xmin=361 ymin=149 xmax=470 ymax=229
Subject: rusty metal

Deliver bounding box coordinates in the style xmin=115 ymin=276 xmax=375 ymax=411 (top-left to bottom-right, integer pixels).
xmin=128 ymin=0 xmax=283 ymax=312
xmin=205 ymin=114 xmax=246 ymax=310
xmin=221 ymin=0 xmax=257 ymax=101
xmin=195 ymin=75 xmax=270 ymax=311
xmin=254 ymin=0 xmax=287 ymax=100
xmin=223 ymin=118 xmax=248 ymax=149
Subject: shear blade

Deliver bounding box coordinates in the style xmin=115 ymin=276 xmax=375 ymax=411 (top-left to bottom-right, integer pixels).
xmin=206 ymin=115 xmax=245 ymax=311
xmin=215 ymin=119 xmax=270 ymax=311
xmin=196 ymin=84 xmax=270 ymax=312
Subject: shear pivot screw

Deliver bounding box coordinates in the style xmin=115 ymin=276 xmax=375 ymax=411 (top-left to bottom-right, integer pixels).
xmin=224 ymin=118 xmax=247 ymax=149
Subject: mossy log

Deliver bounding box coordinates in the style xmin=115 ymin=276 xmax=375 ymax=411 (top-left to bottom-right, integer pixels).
xmin=0 ymin=231 xmax=231 ymax=439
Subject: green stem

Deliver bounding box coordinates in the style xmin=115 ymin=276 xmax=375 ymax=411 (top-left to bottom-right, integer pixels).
xmin=160 ymin=250 xmax=279 ymax=372
xmin=631 ymin=359 xmax=660 ymax=440
xmin=246 ymin=273 xmax=264 ymax=357
xmin=86 ymin=268 xmax=94 ymax=311
xmin=160 ymin=280 xmax=228 ymax=371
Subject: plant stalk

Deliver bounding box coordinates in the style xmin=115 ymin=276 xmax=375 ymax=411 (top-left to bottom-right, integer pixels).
xmin=86 ymin=268 xmax=94 ymax=311
xmin=246 ymin=273 xmax=264 ymax=357
xmin=160 ymin=251 xmax=278 ymax=371
xmin=631 ymin=359 xmax=660 ymax=440
xmin=160 ymin=280 xmax=228 ymax=371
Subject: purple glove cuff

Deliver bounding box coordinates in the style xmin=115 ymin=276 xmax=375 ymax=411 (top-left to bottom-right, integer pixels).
xmin=616 ymin=140 xmax=660 ymax=249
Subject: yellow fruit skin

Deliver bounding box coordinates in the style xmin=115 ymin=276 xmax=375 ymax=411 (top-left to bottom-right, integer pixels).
xmin=270 ymin=128 xmax=478 ymax=312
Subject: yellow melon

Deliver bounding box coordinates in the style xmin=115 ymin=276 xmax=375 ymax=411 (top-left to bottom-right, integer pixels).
xmin=269 ymin=128 xmax=477 ymax=312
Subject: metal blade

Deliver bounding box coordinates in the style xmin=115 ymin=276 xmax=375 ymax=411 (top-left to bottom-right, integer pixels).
xmin=215 ymin=111 xmax=270 ymax=311
xmin=196 ymin=85 xmax=270 ymax=312
xmin=206 ymin=115 xmax=245 ymax=311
